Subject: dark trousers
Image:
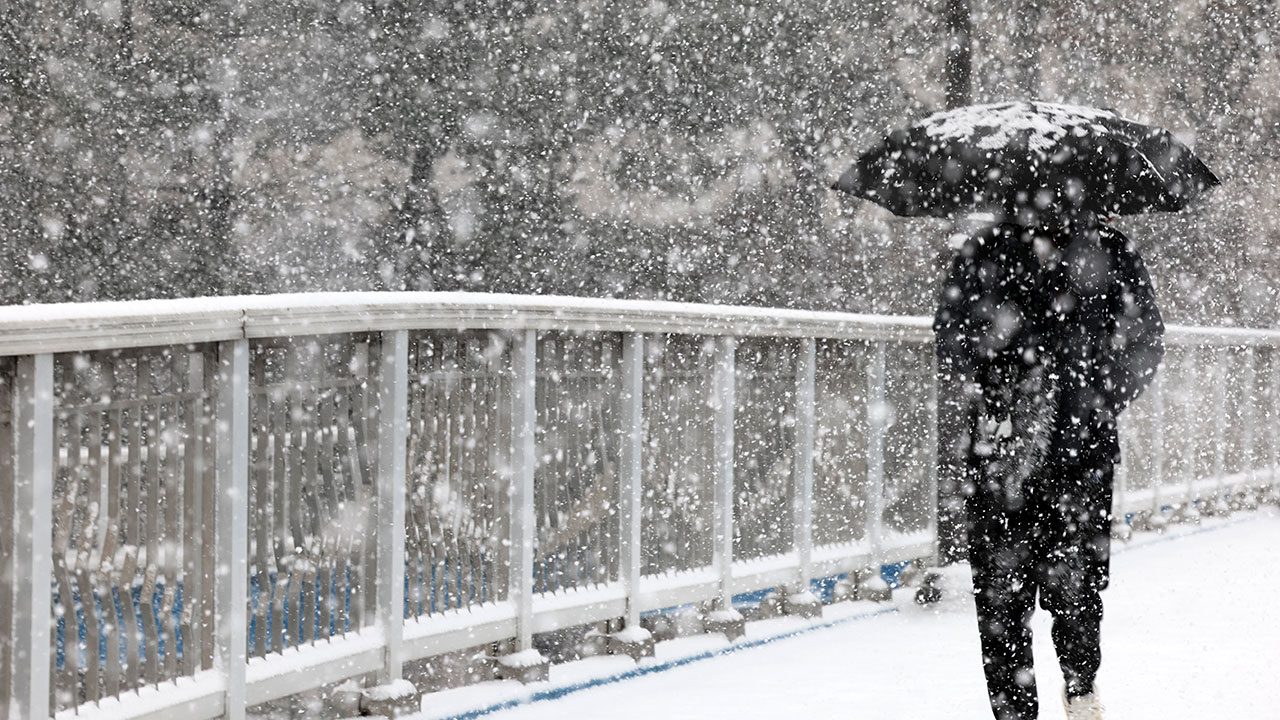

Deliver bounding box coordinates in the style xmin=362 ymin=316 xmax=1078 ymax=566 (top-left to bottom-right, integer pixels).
xmin=965 ymin=461 xmax=1114 ymax=720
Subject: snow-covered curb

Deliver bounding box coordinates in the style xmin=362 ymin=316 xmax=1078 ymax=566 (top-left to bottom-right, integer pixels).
xmin=405 ymin=599 xmax=899 ymax=720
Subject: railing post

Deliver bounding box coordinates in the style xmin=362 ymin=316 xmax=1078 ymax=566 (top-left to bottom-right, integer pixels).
xmin=611 ymin=333 xmax=654 ymax=659
xmin=619 ymin=332 xmax=644 ymax=628
xmin=1148 ymin=366 xmax=1167 ymax=529
xmin=705 ymin=335 xmax=745 ymax=639
xmin=1271 ymin=350 xmax=1279 ymax=486
xmin=714 ymin=335 xmax=735 ymax=607
xmin=784 ymin=338 xmax=822 ymax=619
xmin=10 ymin=353 xmax=53 ymax=720
xmin=500 ymin=329 xmax=548 ymax=680
xmin=926 ymin=350 xmax=940 ymax=558
xmin=1243 ymin=346 xmax=1257 ymax=495
xmin=1212 ymin=348 xmax=1227 ymax=511
xmin=215 ymin=339 xmax=249 ymax=720
xmin=793 ymin=338 xmax=816 ymax=585
xmin=375 ymin=330 xmax=409 ymax=683
xmin=860 ymin=340 xmax=892 ymax=601
xmin=1113 ymin=417 xmax=1132 ymax=540
xmin=1179 ymin=353 xmax=1199 ymax=522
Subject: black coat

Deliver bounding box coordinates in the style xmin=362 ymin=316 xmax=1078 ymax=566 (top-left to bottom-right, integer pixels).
xmin=934 ymin=221 xmax=1164 ymax=472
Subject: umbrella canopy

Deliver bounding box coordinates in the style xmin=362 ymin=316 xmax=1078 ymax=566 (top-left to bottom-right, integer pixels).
xmin=833 ymin=101 xmax=1219 ymax=220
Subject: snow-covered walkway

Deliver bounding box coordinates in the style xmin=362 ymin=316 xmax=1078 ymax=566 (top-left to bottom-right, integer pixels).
xmin=414 ymin=508 xmax=1279 ymax=720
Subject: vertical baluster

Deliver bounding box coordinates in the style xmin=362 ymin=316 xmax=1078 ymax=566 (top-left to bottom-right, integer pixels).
xmin=68 ymin=407 xmax=93 ymax=702
xmin=0 ymin=360 xmax=12 ymax=713
xmin=478 ymin=336 xmax=497 ymax=601
xmin=475 ymin=336 xmax=496 ymax=604
xmin=409 ymin=488 xmax=430 ymax=618
xmin=52 ymin=483 xmax=76 ymax=709
xmin=403 ymin=339 xmax=425 ymax=618
xmin=544 ymin=336 xmax=559 ymax=593
xmin=375 ymin=330 xmax=408 ymax=682
xmin=123 ymin=360 xmax=143 ymax=692
xmin=181 ymin=350 xmax=204 ymax=674
xmin=550 ymin=333 xmax=565 ymax=591
xmin=57 ymin=410 xmax=82 ymax=707
xmin=468 ymin=337 xmax=488 ymax=605
xmin=300 ymin=386 xmax=321 ymax=645
xmin=199 ymin=348 xmax=218 ymax=670
xmin=568 ymin=337 xmax=583 ymax=588
xmin=356 ymin=339 xmax=380 ymax=625
xmin=431 ymin=339 xmax=451 ymax=612
xmin=318 ymin=388 xmax=339 ymax=638
xmin=269 ymin=377 xmax=289 ymax=654
xmin=285 ymin=384 xmax=305 ymax=648
xmin=446 ymin=337 xmax=464 ymax=608
xmin=700 ymin=341 xmax=716 ymax=570
xmin=604 ymin=337 xmax=621 ymax=584
xmin=142 ymin=362 xmax=163 ymax=684
xmin=83 ymin=408 xmax=105 ymax=701
xmin=334 ymin=375 xmax=360 ymax=633
xmin=161 ymin=357 xmax=182 ymax=681
xmin=215 ymin=339 xmax=249 ymax=720
xmin=250 ymin=351 xmax=270 ymax=657
xmin=793 ymin=338 xmax=816 ymax=594
xmin=454 ymin=341 xmax=471 ymax=607
xmin=104 ymin=360 xmax=125 ymax=695
xmin=562 ymin=338 xmax=579 ymax=590
xmin=11 ymin=354 xmax=55 ymax=720
xmin=87 ymin=391 xmax=109 ymax=701
xmin=488 ymin=333 xmax=511 ymax=606
xmin=329 ymin=343 xmax=353 ymax=635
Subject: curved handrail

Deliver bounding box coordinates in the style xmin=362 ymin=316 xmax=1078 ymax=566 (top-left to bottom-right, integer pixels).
xmin=0 ymin=292 xmax=933 ymax=356
xmin=3 ymin=291 xmax=1275 ymax=357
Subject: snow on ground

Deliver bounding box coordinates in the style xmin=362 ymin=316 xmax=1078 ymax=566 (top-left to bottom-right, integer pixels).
xmin=411 ymin=508 xmax=1279 ymax=720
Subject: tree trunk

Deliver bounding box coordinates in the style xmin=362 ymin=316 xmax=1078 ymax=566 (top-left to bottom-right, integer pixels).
xmin=1012 ymin=0 xmax=1041 ymax=99
xmin=944 ymin=0 xmax=972 ymax=109
xmin=384 ymin=138 xmax=443 ymax=291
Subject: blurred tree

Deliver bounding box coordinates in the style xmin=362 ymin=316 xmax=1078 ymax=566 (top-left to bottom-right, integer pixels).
xmin=0 ymin=0 xmax=257 ymax=304
xmin=1 ymin=0 xmax=1278 ymax=328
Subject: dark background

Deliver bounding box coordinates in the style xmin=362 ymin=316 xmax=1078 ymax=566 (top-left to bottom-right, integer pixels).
xmin=3 ymin=0 xmax=1277 ymax=326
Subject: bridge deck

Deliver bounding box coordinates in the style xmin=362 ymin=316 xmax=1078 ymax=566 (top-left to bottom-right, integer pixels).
xmin=415 ymin=509 xmax=1279 ymax=720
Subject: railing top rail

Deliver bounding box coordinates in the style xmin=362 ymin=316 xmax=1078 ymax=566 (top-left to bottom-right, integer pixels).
xmin=1162 ymin=323 xmax=1280 ymax=347
xmin=1 ymin=292 xmax=1276 ymax=356
xmin=0 ymin=292 xmax=934 ymax=356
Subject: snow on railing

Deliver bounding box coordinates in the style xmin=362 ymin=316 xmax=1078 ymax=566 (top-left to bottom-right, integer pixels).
xmin=1 ymin=292 xmax=1276 ymax=719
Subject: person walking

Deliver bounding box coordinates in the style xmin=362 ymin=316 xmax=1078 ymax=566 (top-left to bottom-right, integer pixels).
xmin=933 ymin=209 xmax=1164 ymax=720
xmin=833 ymin=101 xmax=1214 ymax=720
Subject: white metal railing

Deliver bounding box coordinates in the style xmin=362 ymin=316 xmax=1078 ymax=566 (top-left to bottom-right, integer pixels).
xmin=1 ymin=292 xmax=1276 ymax=720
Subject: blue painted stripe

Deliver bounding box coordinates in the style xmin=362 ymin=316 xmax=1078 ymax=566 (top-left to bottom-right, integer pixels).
xmin=433 ymin=605 xmax=900 ymax=720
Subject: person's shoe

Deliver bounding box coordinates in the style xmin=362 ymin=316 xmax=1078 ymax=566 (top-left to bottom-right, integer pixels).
xmin=1063 ymin=686 xmax=1105 ymax=720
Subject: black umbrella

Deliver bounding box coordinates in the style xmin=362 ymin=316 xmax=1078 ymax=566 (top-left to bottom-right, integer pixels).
xmin=833 ymin=101 xmax=1219 ymax=219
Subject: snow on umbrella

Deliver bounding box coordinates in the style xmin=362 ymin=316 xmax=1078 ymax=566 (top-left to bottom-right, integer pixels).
xmin=832 ymin=101 xmax=1219 ymax=220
